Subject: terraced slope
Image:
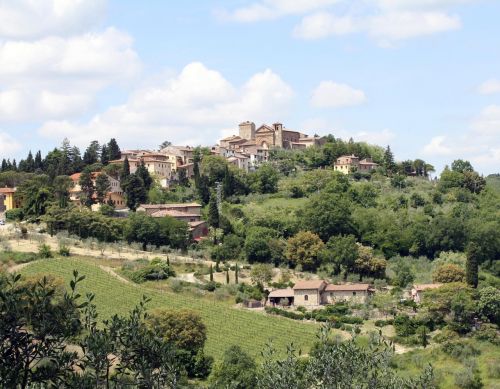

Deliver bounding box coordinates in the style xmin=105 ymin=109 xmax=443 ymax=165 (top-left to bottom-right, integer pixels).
xmin=21 ymin=257 xmax=318 ymax=360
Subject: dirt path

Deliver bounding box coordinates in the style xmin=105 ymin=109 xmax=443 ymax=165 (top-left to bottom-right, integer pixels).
xmin=8 ymin=260 xmax=41 ymax=273
xmin=175 ymin=272 xmax=201 ymax=284
xmin=99 ymin=265 xmax=136 ymax=287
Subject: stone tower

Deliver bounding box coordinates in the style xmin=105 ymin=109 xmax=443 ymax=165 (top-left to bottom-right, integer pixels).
xmin=239 ymin=121 xmax=256 ymax=140
xmin=273 ymin=122 xmax=283 ymax=148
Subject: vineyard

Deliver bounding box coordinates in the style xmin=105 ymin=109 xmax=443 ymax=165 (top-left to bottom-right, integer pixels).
xmin=20 ymin=257 xmax=319 ymax=360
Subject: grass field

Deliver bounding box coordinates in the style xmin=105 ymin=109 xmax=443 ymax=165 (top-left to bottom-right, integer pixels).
xmin=20 ymin=257 xmax=319 ymax=361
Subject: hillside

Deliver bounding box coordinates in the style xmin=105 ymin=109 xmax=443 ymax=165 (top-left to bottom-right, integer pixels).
xmin=20 ymin=257 xmax=318 ymax=361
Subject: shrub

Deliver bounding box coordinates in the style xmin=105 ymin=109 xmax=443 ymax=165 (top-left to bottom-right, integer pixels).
xmin=264 ymin=306 xmax=304 ymax=320
xmin=433 ymin=328 xmax=459 ymax=343
xmin=201 ymin=281 xmax=217 ymax=292
xmin=5 ymin=208 xmax=23 ymax=221
xmin=394 ymin=315 xmax=418 ymax=337
xmin=38 ymin=244 xmax=53 ymax=259
xmin=375 ymin=319 xmax=394 ymax=327
xmin=58 ymin=245 xmax=70 ymax=257
xmin=442 ymin=340 xmax=481 ymax=362
xmin=128 ymin=259 xmax=176 ymax=283
xmin=473 ymin=323 xmax=499 ymax=345
xmin=454 ymin=367 xmax=483 ymax=389
xmin=432 ymin=263 xmax=465 ymax=283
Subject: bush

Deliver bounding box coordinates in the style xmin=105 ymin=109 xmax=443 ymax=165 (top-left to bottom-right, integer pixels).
xmin=375 ymin=319 xmax=394 ymax=327
xmin=454 ymin=367 xmax=483 ymax=389
xmin=58 ymin=245 xmax=70 ymax=257
xmin=201 ymin=281 xmax=217 ymax=292
xmin=474 ymin=323 xmax=499 ymax=345
xmin=38 ymin=244 xmax=53 ymax=259
xmin=442 ymin=340 xmax=481 ymax=362
xmin=394 ymin=315 xmax=418 ymax=337
xmin=5 ymin=208 xmax=23 ymax=221
xmin=128 ymin=258 xmax=176 ymax=283
xmin=433 ymin=328 xmax=459 ymax=343
xmin=265 ymin=306 xmax=305 ymax=320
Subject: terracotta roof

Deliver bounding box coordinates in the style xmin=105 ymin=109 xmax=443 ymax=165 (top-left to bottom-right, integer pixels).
xmin=268 ymin=288 xmax=294 ymax=298
xmin=325 ymin=283 xmax=370 ymax=292
xmin=413 ymin=284 xmax=443 ymax=292
xmin=139 ymin=203 xmax=201 ymax=209
xmin=188 ymin=220 xmax=207 ymax=228
xmin=151 ymin=209 xmax=199 ymax=218
xmin=0 ymin=187 xmax=16 ymax=193
xmin=293 ymin=280 xmax=327 ymax=290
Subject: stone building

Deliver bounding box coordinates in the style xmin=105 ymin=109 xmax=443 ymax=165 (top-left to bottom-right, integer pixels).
xmin=268 ymin=281 xmax=373 ymax=307
xmin=334 ymin=155 xmax=379 ymax=174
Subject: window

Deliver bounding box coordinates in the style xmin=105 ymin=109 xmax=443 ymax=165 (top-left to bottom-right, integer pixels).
xmin=304 ymin=295 xmax=308 ymax=301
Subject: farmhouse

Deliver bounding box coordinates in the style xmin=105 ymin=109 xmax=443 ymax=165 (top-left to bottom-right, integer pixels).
xmin=334 ymin=155 xmax=379 ymax=174
xmin=268 ymin=281 xmax=372 ymax=307
xmin=411 ymin=283 xmax=443 ymax=303
xmin=69 ymin=173 xmax=126 ymax=209
xmin=0 ymin=187 xmax=20 ymax=212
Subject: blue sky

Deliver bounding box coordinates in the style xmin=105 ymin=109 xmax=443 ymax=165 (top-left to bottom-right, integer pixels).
xmin=0 ymin=0 xmax=499 ymax=174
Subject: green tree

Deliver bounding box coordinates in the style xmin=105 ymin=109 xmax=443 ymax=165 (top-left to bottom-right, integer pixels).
xmin=302 ymin=193 xmax=355 ymax=242
xmin=79 ymin=169 xmax=95 ymax=208
xmin=285 ymin=231 xmax=325 ymax=271
xmin=107 ymin=138 xmax=121 ymax=161
xmin=250 ymin=263 xmax=274 ymax=286
xmin=432 ymin=263 xmax=465 ymax=283
xmin=207 ymin=190 xmax=219 ymax=229
xmin=209 ymin=345 xmax=257 ymax=389
xmin=83 ymin=140 xmax=100 ymax=165
xmin=53 ymin=175 xmax=73 ymax=208
xmin=451 ymin=159 xmax=474 ymax=173
xmin=319 ymin=234 xmax=358 ymax=276
xmin=95 ymin=173 xmax=111 ymax=204
xmin=244 ymin=227 xmax=277 ymax=263
xmin=383 ymin=145 xmax=396 ymax=174
xmin=478 ymin=286 xmax=500 ymax=325
xmin=136 ymin=161 xmax=153 ymax=191
xmin=251 ymin=163 xmax=279 ymax=194
xmin=124 ymin=174 xmax=147 ymax=211
xmin=465 ymin=243 xmax=479 ymax=288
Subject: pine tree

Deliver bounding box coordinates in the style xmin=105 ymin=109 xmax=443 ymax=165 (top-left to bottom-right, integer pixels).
xmin=70 ymin=146 xmax=84 ymax=173
xmin=1 ymin=159 xmax=7 ymax=171
xmin=466 ymin=242 xmax=479 ymax=288
xmin=207 ymin=190 xmax=219 ymax=228
xmin=107 ymin=138 xmax=121 ymax=161
xmin=83 ymin=141 xmax=100 ymax=165
xmin=383 ymin=145 xmax=396 ymax=174
xmin=209 ymin=265 xmax=214 ymax=282
xmin=79 ymin=169 xmax=95 ymax=207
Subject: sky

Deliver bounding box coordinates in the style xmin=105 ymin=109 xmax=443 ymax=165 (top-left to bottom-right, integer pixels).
xmin=0 ymin=0 xmax=499 ymax=175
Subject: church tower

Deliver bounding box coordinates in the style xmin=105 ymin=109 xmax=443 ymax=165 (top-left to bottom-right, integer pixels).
xmin=239 ymin=121 xmax=256 ymax=140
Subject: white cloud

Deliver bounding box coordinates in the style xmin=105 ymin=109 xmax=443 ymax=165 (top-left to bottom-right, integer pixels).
xmin=423 ymin=135 xmax=453 ymax=156
xmin=478 ymin=79 xmax=500 ymax=95
xmin=376 ymin=0 xmax=477 ymax=11
xmin=0 ymin=28 xmax=140 ymax=121
xmin=217 ymin=0 xmax=340 ymax=22
xmin=471 ymin=104 xmax=500 ymax=136
xmin=0 ymin=132 xmax=21 ymax=154
xmin=311 ymin=81 xmax=366 ymax=108
xmin=38 ymin=62 xmax=295 ymax=147
xmin=0 ymin=0 xmax=106 ymax=39
xmin=293 ymin=12 xmax=357 ymax=39
xmin=368 ymin=11 xmax=460 ymax=44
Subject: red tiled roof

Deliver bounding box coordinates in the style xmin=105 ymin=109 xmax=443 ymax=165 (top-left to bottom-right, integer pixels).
xmin=325 ymin=283 xmax=370 ymax=292
xmin=0 ymin=187 xmax=16 ymax=193
xmin=413 ymin=284 xmax=443 ymax=292
xmin=268 ymin=288 xmax=294 ymax=298
xmin=293 ymin=280 xmax=326 ymax=290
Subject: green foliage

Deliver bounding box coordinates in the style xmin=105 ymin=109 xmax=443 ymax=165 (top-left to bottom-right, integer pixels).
xmin=38 ymin=243 xmax=53 ymax=258
xmin=94 ymin=173 xmax=110 ymax=204
xmin=432 ymin=263 xmax=465 ymax=283
xmin=209 ymin=345 xmax=257 ymax=389
xmin=126 ymin=258 xmax=176 ymax=283
xmin=478 ymin=286 xmax=500 ymax=325
xmin=285 ymin=231 xmax=325 ymax=271
xmin=319 ymin=234 xmax=358 ymax=276
xmin=5 ymin=208 xmax=23 ymax=221
xmin=250 ymin=264 xmax=274 ymax=286
xmin=244 ymin=226 xmax=278 ymax=263
xmin=466 ymin=243 xmax=479 ymax=288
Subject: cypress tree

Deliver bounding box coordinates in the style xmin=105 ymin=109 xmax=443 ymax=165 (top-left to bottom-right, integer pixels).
xmin=383 ymin=145 xmax=396 ymax=174
xmin=34 ymin=151 xmax=43 ymax=170
xmin=235 ymin=263 xmax=239 ymax=284
xmin=207 ymin=190 xmax=219 ymax=228
xmin=222 ymin=165 xmax=233 ymax=197
xmin=226 ymin=269 xmax=230 ymax=284
xmin=466 ymin=242 xmax=479 ymax=288
xmin=136 ymin=161 xmax=153 ymax=191
xmin=100 ymin=144 xmax=109 ymax=165
xmin=209 ymin=265 xmax=214 ymax=282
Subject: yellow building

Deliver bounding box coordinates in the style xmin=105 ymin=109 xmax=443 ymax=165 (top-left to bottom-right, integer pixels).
xmin=0 ymin=187 xmax=20 ymax=212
